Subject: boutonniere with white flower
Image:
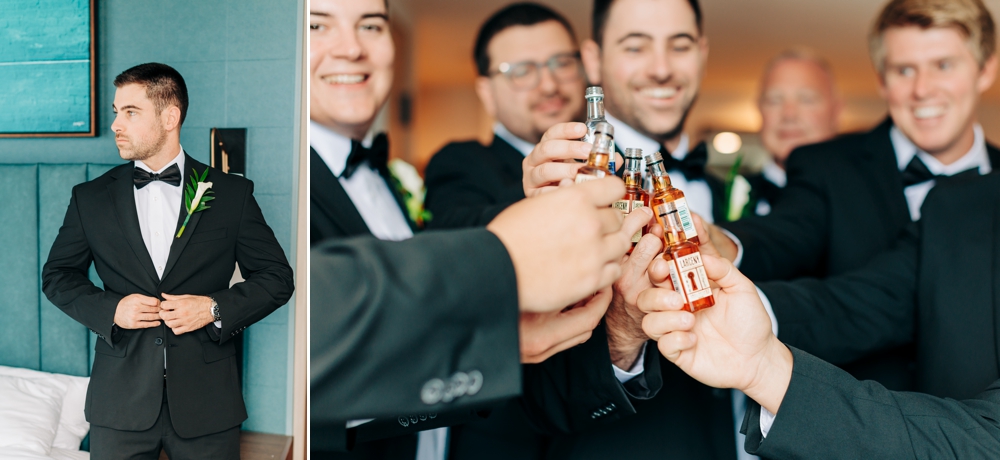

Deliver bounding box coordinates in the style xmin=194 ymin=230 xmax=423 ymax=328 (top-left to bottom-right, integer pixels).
xmin=176 ymin=168 xmax=214 ymax=238
xmin=388 ymin=159 xmax=432 ymax=228
xmin=724 ymin=155 xmax=752 ymax=222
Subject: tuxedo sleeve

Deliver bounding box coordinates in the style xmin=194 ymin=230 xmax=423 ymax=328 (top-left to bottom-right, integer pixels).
xmin=757 ymin=223 xmax=919 ymax=364
xmin=742 ymin=347 xmax=1000 ymax=459
xmin=41 ymin=187 xmax=122 ymax=346
xmin=518 ymin=324 xmax=663 ymax=435
xmin=721 ymin=148 xmax=831 ymax=281
xmin=424 ymin=145 xmax=523 ymax=229
xmin=309 ymin=228 xmax=521 ymax=425
xmin=210 ymin=181 xmax=295 ymax=344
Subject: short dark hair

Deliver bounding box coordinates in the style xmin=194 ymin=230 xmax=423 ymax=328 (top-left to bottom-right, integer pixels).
xmin=592 ymin=0 xmax=702 ymax=46
xmin=474 ymin=2 xmax=577 ymax=76
xmin=113 ymin=63 xmax=189 ymax=126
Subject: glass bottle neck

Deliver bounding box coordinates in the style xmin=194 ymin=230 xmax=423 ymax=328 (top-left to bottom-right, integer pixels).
xmin=623 ymin=158 xmax=643 ymax=188
xmin=586 ymin=98 xmax=605 ymax=122
xmin=648 ymin=162 xmax=673 ymax=192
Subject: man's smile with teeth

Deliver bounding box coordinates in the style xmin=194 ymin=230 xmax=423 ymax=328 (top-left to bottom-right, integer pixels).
xmin=641 ymin=87 xmax=678 ymax=99
xmin=323 ymin=74 xmax=367 ymax=84
xmin=913 ymin=106 xmax=945 ymax=119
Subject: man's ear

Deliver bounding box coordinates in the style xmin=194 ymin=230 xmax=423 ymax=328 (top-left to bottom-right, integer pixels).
xmin=162 ymin=105 xmax=182 ymax=132
xmin=475 ymin=76 xmax=498 ymax=119
xmin=977 ymin=53 xmax=999 ymax=94
xmin=581 ymin=39 xmax=602 ymax=85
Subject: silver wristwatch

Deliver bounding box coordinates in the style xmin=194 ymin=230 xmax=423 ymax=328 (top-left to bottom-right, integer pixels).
xmin=210 ymin=298 xmax=221 ymax=322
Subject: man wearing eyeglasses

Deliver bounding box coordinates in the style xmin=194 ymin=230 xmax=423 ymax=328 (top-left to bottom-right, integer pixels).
xmin=424 ymin=2 xmax=585 ymax=229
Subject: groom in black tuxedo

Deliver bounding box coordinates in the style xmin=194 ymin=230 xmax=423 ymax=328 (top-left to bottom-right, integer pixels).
xmin=41 ymin=63 xmax=294 ymax=459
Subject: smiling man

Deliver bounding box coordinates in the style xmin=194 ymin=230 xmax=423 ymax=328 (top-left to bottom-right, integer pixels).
xmin=424 ymin=2 xmax=586 ymax=229
xmin=41 ymin=63 xmax=294 ymax=459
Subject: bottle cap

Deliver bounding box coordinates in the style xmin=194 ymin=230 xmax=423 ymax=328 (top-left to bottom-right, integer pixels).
xmin=624 ymin=148 xmax=643 ymax=159
xmin=585 ymin=86 xmax=604 ymax=99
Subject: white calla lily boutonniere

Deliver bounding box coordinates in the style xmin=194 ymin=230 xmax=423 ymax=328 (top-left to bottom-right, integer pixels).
xmin=388 ymin=159 xmax=432 ymax=228
xmin=176 ymin=168 xmax=215 ymax=238
xmin=724 ymin=155 xmax=752 ymax=222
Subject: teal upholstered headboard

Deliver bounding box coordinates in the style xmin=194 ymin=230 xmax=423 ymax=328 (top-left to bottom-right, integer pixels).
xmin=0 ymin=163 xmax=119 ymax=377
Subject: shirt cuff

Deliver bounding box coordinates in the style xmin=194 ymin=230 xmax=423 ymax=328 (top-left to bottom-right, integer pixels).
xmin=754 ymin=285 xmax=779 ymax=336
xmin=214 ymin=320 xmax=222 ymax=328
xmin=718 ymin=228 xmax=744 ymax=268
xmin=759 ymin=406 xmax=776 ymax=438
xmin=346 ymin=418 xmax=374 ymax=429
xmin=612 ymin=345 xmax=646 ymax=384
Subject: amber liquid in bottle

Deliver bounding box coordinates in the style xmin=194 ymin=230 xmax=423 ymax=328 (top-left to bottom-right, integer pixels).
xmin=575 ymin=122 xmax=614 ymax=183
xmin=645 ymin=153 xmax=700 ymax=245
xmin=615 ymin=149 xmax=650 ymax=253
xmin=645 ymin=152 xmax=713 ymax=311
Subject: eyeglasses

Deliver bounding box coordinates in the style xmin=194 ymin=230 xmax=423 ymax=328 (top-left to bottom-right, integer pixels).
xmin=489 ymin=52 xmax=583 ymax=90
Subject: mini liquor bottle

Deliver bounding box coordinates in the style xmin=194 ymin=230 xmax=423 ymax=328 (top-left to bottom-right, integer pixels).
xmin=575 ymin=122 xmax=614 ymax=183
xmin=615 ymin=148 xmax=650 ymax=253
xmin=644 ymin=152 xmax=700 ymax=245
xmin=582 ymin=86 xmax=616 ymax=171
xmin=658 ymin=202 xmax=715 ymax=312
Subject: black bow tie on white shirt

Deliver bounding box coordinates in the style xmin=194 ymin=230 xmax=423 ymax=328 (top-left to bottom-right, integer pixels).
xmin=901 ymin=155 xmax=978 ymax=187
xmin=342 ymin=133 xmax=389 ymax=179
xmin=659 ymin=142 xmax=707 ymax=181
xmin=133 ymin=163 xmax=181 ymax=189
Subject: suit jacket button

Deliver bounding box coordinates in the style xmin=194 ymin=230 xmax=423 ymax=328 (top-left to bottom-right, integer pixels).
xmin=155 ymin=338 xmax=163 ymax=345
xmin=421 ymin=378 xmax=445 ymax=405
xmin=466 ymin=370 xmax=483 ymax=395
xmin=398 ymin=417 xmax=409 ymax=427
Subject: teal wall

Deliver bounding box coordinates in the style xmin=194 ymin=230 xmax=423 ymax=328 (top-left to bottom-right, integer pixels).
xmin=0 ymin=0 xmax=303 ymax=435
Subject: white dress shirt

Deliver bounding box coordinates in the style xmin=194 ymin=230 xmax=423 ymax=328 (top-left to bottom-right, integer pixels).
xmin=312 ymin=122 xmax=444 ymax=460
xmin=754 ymin=159 xmax=787 ymax=216
xmin=756 ymin=123 xmax=992 ymax=440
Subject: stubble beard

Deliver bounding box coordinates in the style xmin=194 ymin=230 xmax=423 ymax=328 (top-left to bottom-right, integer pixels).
xmin=119 ymin=126 xmax=167 ymax=162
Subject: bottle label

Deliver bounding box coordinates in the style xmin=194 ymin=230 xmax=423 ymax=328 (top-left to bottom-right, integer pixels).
xmin=668 ymin=252 xmax=712 ymax=302
xmin=674 ymin=198 xmax=697 ymax=238
xmin=575 ymin=173 xmax=599 ymax=184
xmin=615 ymin=200 xmax=645 ymax=243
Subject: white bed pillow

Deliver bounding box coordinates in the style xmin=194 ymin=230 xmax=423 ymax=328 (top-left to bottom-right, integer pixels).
xmin=0 ymin=374 xmax=65 ymax=454
xmin=0 ymin=366 xmax=90 ymax=451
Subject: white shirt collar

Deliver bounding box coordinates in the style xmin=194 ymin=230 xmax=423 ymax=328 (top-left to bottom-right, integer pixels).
xmin=493 ymin=123 xmax=535 ymax=157
xmin=135 ymin=145 xmax=185 ymax=175
xmin=310 ymin=120 xmax=381 ymax=176
xmin=605 ymin=113 xmax=690 ymax=159
xmin=889 ymin=123 xmax=991 ymax=176
xmin=760 ymin=159 xmax=787 ymax=188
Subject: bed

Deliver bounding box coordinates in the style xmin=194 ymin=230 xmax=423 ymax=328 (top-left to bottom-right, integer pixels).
xmin=0 ymin=366 xmax=90 ymax=459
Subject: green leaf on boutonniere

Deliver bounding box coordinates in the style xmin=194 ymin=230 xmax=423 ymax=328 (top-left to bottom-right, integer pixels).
xmin=176 ymin=168 xmax=214 ymax=238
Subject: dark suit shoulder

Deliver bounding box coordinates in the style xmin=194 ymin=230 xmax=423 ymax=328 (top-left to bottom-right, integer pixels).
xmin=924 ymin=170 xmax=1000 ymax=210
xmin=426 ymin=140 xmax=491 ymax=170
xmin=73 ymin=162 xmax=130 ymax=192
xmin=785 ymin=130 xmax=872 ymax=170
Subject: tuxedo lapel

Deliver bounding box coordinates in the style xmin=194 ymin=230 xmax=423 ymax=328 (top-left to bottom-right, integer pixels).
xmin=107 ymin=165 xmax=160 ymax=284
xmin=161 ymin=155 xmax=206 ymax=281
xmin=993 ymin=192 xmax=1000 ymax=375
xmin=489 ymin=135 xmax=527 ymax=184
xmin=310 ymin=148 xmax=371 ymax=237
xmin=858 ymin=119 xmax=911 ymax=232
xmin=380 ymin=169 xmax=418 ymax=233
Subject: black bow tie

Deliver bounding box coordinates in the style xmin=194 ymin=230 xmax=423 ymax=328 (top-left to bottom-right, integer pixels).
xmin=901 ymin=155 xmax=979 ymax=187
xmin=342 ymin=133 xmax=389 ymax=179
xmin=133 ymin=163 xmax=181 ymax=189
xmin=659 ymin=142 xmax=707 ymax=181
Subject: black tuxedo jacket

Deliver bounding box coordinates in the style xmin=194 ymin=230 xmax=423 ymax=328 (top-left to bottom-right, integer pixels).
xmin=723 ymin=119 xmax=999 ymax=388
xmin=41 ymin=155 xmax=294 ymax=438
xmin=309 ymin=149 xmax=496 ymax=457
xmin=310 ymin=147 xmax=416 ymax=243
xmin=742 ymin=172 xmax=783 ymax=218
xmin=759 ymin=172 xmax=1000 ymax=400
xmin=723 ymin=118 xmax=1000 ymax=281
xmin=742 ymin=347 xmax=1000 ymax=458
xmin=424 ymin=135 xmax=526 ymax=229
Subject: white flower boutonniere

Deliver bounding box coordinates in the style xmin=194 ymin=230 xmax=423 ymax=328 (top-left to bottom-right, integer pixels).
xmin=724 ymin=155 xmax=752 ymax=222
xmin=388 ymin=159 xmax=432 ymax=228
xmin=176 ymin=168 xmax=214 ymax=238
